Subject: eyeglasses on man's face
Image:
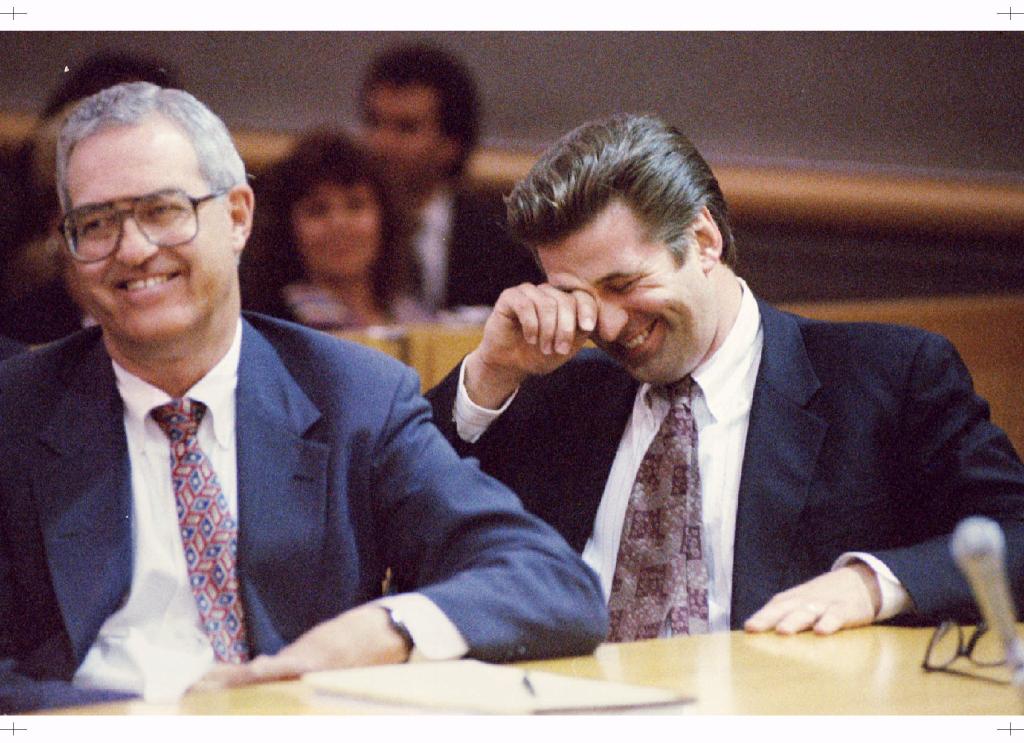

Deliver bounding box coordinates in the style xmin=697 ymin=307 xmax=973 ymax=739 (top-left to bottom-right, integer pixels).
xmin=922 ymin=620 xmax=1010 ymax=683
xmin=60 ymin=188 xmax=228 ymax=263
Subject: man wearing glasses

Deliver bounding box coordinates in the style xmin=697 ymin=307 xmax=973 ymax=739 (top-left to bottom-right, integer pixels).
xmin=0 ymin=82 xmax=607 ymax=713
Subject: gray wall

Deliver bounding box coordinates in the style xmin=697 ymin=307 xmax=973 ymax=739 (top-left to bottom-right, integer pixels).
xmin=2 ymin=31 xmax=1022 ymax=179
xmin=4 ymin=31 xmax=1021 ymax=302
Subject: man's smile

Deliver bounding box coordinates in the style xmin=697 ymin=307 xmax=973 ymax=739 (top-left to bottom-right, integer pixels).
xmin=117 ymin=272 xmax=179 ymax=292
xmin=622 ymin=319 xmax=656 ymax=350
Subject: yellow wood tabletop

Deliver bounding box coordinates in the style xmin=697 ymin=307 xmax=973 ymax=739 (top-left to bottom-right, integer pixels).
xmin=47 ymin=626 xmax=1022 ymax=715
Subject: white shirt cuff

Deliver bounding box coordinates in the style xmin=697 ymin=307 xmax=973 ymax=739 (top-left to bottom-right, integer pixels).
xmin=833 ymin=552 xmax=913 ymax=621
xmin=376 ymin=593 xmax=469 ymax=662
xmin=453 ymin=359 xmax=518 ymax=443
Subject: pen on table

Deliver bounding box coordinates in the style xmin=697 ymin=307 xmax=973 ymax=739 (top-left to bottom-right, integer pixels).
xmin=522 ymin=672 xmax=537 ymax=697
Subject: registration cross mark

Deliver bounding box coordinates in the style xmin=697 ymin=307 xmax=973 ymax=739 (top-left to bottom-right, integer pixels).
xmin=999 ymin=721 xmax=1024 ymax=735
xmin=997 ymin=5 xmax=1021 ymax=18
xmin=0 ymin=722 xmax=26 ymax=736
xmin=4 ymin=6 xmax=26 ymax=19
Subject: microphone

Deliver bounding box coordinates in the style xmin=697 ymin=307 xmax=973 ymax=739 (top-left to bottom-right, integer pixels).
xmin=950 ymin=516 xmax=1024 ymax=691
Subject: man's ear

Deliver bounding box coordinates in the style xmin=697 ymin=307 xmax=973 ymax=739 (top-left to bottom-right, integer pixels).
xmin=226 ymin=184 xmax=254 ymax=256
xmin=692 ymin=206 xmax=723 ymax=274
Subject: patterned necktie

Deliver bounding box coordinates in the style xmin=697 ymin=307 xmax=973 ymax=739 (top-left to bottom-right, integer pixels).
xmin=607 ymin=376 xmax=710 ymax=641
xmin=151 ymin=398 xmax=250 ymax=663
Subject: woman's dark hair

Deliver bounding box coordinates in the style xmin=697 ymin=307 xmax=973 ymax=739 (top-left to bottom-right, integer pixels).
xmin=43 ymin=51 xmax=178 ymax=120
xmin=242 ymin=131 xmax=416 ymax=317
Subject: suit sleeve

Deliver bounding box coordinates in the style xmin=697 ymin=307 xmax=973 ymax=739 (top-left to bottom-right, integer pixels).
xmin=372 ymin=366 xmax=608 ymax=662
xmin=874 ymin=332 xmax=1024 ymax=620
xmin=424 ymin=361 xmax=468 ymax=451
xmin=0 ymin=519 xmax=135 ymax=712
xmin=0 ymin=665 xmax=135 ymax=714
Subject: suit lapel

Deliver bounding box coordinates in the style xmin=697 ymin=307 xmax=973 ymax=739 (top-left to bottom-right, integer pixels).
xmin=34 ymin=336 xmax=133 ymax=665
xmin=30 ymin=323 xmax=331 ymax=662
xmin=234 ymin=320 xmax=329 ymax=653
xmin=730 ymin=301 xmax=827 ymax=627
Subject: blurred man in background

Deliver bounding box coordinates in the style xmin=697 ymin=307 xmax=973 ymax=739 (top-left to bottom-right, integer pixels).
xmin=359 ymin=42 xmax=541 ymax=313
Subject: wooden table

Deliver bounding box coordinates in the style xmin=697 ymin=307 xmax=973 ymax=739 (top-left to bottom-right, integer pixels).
xmin=49 ymin=626 xmax=1022 ymax=715
xmin=523 ymin=626 xmax=1020 ymax=715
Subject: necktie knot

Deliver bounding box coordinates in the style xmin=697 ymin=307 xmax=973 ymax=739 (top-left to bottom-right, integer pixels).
xmin=656 ymin=376 xmax=695 ymax=418
xmin=665 ymin=375 xmax=693 ymax=399
xmin=151 ymin=398 xmax=207 ymax=441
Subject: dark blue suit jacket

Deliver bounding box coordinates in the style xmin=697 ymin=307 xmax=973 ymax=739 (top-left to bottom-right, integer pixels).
xmin=428 ymin=300 xmax=1024 ymax=627
xmin=0 ymin=335 xmax=25 ymax=361
xmin=0 ymin=314 xmax=606 ymax=712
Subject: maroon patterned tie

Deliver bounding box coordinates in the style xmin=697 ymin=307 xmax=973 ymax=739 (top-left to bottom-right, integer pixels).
xmin=607 ymin=377 xmax=709 ymax=641
xmin=151 ymin=398 xmax=250 ymax=663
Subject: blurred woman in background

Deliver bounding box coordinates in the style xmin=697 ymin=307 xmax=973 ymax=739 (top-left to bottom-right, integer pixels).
xmin=243 ymin=131 xmax=428 ymax=330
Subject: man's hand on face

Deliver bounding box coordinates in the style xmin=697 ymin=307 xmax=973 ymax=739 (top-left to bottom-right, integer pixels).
xmin=190 ymin=604 xmax=410 ymax=691
xmin=743 ymin=562 xmax=883 ymax=636
xmin=464 ymin=283 xmax=598 ymax=409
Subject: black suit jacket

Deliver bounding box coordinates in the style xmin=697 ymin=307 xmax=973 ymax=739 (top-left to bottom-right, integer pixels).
xmin=0 ymin=276 xmax=83 ymax=345
xmin=0 ymin=335 xmax=25 ymax=361
xmin=0 ymin=314 xmax=606 ymax=712
xmin=440 ymin=190 xmax=543 ymax=309
xmin=428 ymin=300 xmax=1024 ymax=627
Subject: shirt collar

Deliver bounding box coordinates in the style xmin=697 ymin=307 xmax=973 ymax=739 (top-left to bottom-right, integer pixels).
xmin=689 ymin=278 xmax=761 ymax=421
xmin=112 ymin=319 xmax=243 ymax=449
xmin=420 ymin=188 xmax=454 ymax=231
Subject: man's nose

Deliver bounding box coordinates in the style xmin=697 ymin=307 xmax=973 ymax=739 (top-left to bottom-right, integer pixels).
xmin=596 ymin=298 xmax=629 ymax=343
xmin=365 ymin=126 xmax=396 ymax=151
xmin=113 ymin=215 xmax=160 ymax=264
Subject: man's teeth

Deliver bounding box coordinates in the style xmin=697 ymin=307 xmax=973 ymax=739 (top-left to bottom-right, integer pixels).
xmin=624 ymin=323 xmax=653 ymax=349
xmin=124 ymin=275 xmax=170 ymax=291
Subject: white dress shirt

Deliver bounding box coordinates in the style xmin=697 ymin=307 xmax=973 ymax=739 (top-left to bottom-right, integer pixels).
xmin=454 ymin=281 xmax=908 ymax=633
xmin=581 ymin=281 xmax=763 ymax=631
xmin=74 ymin=320 xmax=465 ymax=701
xmin=412 ymin=189 xmax=454 ymax=312
xmin=73 ymin=321 xmax=245 ymax=701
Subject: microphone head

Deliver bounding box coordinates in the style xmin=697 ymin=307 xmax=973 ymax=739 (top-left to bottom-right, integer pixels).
xmin=951 ymin=515 xmax=1006 ymax=563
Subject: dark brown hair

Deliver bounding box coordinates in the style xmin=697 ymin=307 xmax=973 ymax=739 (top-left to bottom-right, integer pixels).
xmin=359 ymin=43 xmax=479 ymax=178
xmin=241 ymin=131 xmax=416 ymax=316
xmin=505 ymin=114 xmax=735 ymax=266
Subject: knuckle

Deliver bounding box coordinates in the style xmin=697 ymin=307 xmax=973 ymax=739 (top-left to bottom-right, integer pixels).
xmin=499 ymin=286 xmax=525 ymax=305
xmin=535 ymin=292 xmax=558 ymax=311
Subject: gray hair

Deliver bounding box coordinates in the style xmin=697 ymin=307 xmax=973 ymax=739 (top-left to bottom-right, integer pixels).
xmin=505 ymin=113 xmax=736 ymax=267
xmin=56 ymin=81 xmax=246 ymax=210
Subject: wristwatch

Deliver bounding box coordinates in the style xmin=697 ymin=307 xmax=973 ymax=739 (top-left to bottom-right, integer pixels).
xmin=382 ymin=605 xmax=414 ymax=660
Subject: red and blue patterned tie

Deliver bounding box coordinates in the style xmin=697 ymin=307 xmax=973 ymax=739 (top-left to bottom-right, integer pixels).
xmin=607 ymin=377 xmax=710 ymax=641
xmin=151 ymin=398 xmax=250 ymax=663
